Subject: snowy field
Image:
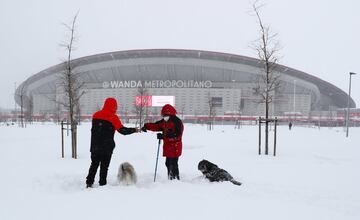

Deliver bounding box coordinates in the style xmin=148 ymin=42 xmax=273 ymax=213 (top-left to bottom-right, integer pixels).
xmin=0 ymin=122 xmax=359 ymax=220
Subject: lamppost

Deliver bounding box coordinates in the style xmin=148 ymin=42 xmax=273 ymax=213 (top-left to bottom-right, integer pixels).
xmin=232 ymin=79 xmax=236 ymax=113
xmin=293 ymin=79 xmax=296 ymax=120
xmin=346 ymin=72 xmax=356 ymax=137
xmin=14 ymin=82 xmax=17 ymax=123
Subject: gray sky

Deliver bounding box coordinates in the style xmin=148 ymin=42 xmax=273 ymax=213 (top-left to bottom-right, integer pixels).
xmin=1 ymin=0 xmax=359 ymax=109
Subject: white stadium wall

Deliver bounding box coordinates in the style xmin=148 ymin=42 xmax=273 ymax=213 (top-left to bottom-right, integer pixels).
xmin=15 ymin=49 xmax=355 ymax=119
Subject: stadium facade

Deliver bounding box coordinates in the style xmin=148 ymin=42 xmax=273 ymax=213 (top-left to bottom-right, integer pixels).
xmin=15 ymin=49 xmax=356 ymax=118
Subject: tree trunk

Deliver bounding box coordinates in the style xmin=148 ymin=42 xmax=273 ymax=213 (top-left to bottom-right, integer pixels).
xmin=68 ymin=81 xmax=77 ymax=159
xmin=265 ymin=102 xmax=269 ymax=155
xmin=71 ymin=123 xmax=77 ymax=159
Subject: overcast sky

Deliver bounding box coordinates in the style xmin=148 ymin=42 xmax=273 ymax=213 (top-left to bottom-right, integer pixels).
xmin=1 ymin=0 xmax=359 ymax=109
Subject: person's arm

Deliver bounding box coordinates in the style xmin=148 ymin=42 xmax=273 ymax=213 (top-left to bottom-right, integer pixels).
xmin=117 ymin=127 xmax=138 ymax=135
xmin=143 ymin=120 xmax=163 ymax=132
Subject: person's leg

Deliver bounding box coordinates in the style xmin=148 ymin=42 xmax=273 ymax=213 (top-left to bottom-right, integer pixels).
xmin=99 ymin=153 xmax=112 ymax=186
xmin=165 ymin=157 xmax=171 ymax=179
xmin=173 ymin=157 xmax=180 ymax=180
xmin=166 ymin=158 xmax=179 ymax=180
xmin=86 ymin=153 xmax=100 ymax=187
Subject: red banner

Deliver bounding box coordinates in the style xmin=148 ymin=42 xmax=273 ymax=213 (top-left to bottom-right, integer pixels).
xmin=135 ymin=96 xmax=152 ymax=106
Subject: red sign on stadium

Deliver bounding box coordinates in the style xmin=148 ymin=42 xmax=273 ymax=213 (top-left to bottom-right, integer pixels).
xmin=135 ymin=96 xmax=175 ymax=107
xmin=135 ymin=96 xmax=152 ymax=106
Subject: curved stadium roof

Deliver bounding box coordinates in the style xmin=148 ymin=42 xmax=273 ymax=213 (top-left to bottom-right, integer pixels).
xmin=15 ymin=49 xmax=355 ymax=110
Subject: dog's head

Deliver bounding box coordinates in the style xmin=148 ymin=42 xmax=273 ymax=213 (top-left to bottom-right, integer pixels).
xmin=120 ymin=162 xmax=134 ymax=172
xmin=198 ymin=159 xmax=218 ymax=174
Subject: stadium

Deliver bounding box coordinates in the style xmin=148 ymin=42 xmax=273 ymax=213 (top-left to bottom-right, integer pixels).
xmin=15 ymin=49 xmax=356 ymax=122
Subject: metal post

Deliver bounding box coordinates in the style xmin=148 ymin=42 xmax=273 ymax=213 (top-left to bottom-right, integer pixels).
xmin=154 ymin=139 xmax=161 ymax=182
xmin=274 ymin=117 xmax=277 ymax=156
xmin=70 ymin=124 xmax=73 ymax=159
xmin=61 ymin=121 xmax=64 ymax=158
xmin=258 ymin=117 xmax=261 ymax=155
xmin=14 ymin=82 xmax=17 ymax=124
xmin=74 ymin=124 xmax=77 ymax=159
xmin=293 ymin=80 xmax=296 ymax=112
xmin=346 ymin=72 xmax=356 ymax=137
xmin=66 ymin=121 xmax=69 ymax=136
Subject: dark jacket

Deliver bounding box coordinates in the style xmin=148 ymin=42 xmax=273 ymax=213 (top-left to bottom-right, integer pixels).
xmin=144 ymin=105 xmax=184 ymax=158
xmin=90 ymin=98 xmax=136 ymax=154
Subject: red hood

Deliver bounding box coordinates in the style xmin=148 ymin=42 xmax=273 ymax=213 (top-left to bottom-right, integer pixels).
xmin=161 ymin=104 xmax=177 ymax=116
xmin=102 ymin=98 xmax=118 ymax=114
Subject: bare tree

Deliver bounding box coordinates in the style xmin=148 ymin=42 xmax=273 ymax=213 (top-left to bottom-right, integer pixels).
xmin=235 ymin=98 xmax=243 ymax=129
xmin=25 ymin=94 xmax=34 ymax=124
xmin=76 ymin=101 xmax=82 ymax=125
xmin=17 ymin=85 xmax=26 ymax=128
xmin=180 ymin=105 xmax=185 ymax=120
xmin=207 ymin=92 xmax=216 ymax=130
xmin=194 ymin=110 xmax=199 ymax=124
xmin=58 ymin=11 xmax=84 ymax=159
xmin=134 ymin=82 xmax=149 ymax=128
xmin=53 ymin=101 xmax=62 ymax=124
xmin=123 ymin=107 xmax=129 ymax=123
xmin=251 ymin=1 xmax=281 ymax=155
xmin=0 ymin=108 xmax=4 ymax=124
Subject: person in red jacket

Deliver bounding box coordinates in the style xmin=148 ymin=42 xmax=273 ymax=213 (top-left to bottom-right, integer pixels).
xmin=86 ymin=97 xmax=139 ymax=188
xmin=142 ymin=104 xmax=184 ymax=180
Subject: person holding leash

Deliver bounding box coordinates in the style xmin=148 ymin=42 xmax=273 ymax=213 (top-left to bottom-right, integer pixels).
xmin=86 ymin=97 xmax=139 ymax=188
xmin=142 ymin=104 xmax=184 ymax=180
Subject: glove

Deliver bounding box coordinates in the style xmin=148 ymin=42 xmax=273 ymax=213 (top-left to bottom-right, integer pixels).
xmin=157 ymin=133 xmax=164 ymax=140
xmin=141 ymin=127 xmax=147 ymax=132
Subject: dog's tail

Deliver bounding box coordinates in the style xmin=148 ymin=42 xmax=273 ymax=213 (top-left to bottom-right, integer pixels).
xmin=230 ymin=179 xmax=242 ymax=186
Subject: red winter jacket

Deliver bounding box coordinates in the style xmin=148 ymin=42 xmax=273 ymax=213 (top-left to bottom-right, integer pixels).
xmin=144 ymin=105 xmax=184 ymax=158
xmin=91 ymin=98 xmax=127 ymax=154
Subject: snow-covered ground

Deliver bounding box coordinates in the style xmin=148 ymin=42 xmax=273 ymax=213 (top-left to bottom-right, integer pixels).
xmin=0 ymin=123 xmax=359 ymax=220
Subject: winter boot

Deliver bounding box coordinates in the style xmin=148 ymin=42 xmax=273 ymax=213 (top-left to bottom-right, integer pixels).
xmin=99 ymin=179 xmax=107 ymax=186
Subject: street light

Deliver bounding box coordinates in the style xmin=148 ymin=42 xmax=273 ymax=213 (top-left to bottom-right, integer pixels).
xmin=293 ymin=79 xmax=296 ymax=114
xmin=346 ymin=72 xmax=356 ymax=137
xmin=293 ymin=79 xmax=296 ymax=121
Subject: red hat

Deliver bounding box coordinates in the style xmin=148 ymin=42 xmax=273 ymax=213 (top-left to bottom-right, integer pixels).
xmin=161 ymin=104 xmax=177 ymax=116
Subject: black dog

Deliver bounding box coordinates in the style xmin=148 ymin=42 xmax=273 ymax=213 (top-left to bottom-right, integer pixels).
xmin=198 ymin=160 xmax=242 ymax=186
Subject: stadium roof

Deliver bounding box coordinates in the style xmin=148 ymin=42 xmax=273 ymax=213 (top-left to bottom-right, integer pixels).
xmin=15 ymin=49 xmax=355 ymax=109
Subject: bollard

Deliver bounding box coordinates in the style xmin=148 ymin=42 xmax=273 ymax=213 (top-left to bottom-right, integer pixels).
xmin=258 ymin=117 xmax=261 ymax=155
xmin=61 ymin=121 xmax=64 ymax=158
xmin=274 ymin=118 xmax=277 ymax=156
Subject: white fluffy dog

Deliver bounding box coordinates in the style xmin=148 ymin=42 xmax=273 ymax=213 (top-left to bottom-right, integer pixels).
xmin=117 ymin=162 xmax=137 ymax=185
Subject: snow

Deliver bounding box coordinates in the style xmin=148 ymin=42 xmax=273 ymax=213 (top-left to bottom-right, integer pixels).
xmin=0 ymin=123 xmax=359 ymax=220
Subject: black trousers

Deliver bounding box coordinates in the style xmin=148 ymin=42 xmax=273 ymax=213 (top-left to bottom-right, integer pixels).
xmin=165 ymin=157 xmax=180 ymax=180
xmin=86 ymin=152 xmax=112 ymax=186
